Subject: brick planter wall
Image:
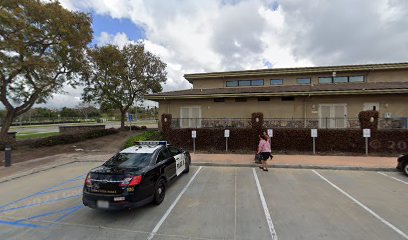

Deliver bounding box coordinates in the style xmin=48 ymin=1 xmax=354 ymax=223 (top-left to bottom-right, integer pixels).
xmin=59 ymin=125 xmax=105 ymax=134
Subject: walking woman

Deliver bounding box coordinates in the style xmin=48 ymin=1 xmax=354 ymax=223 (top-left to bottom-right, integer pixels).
xmin=257 ymin=133 xmax=271 ymax=171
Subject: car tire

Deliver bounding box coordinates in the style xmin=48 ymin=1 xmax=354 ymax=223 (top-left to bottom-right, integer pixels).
xmin=153 ymin=179 xmax=166 ymax=205
xmin=403 ymin=161 xmax=408 ymax=176
xmin=183 ymin=159 xmax=190 ymax=174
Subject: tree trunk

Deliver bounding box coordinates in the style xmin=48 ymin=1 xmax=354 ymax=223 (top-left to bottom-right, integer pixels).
xmin=0 ymin=110 xmax=16 ymax=144
xmin=120 ymin=110 xmax=126 ymax=129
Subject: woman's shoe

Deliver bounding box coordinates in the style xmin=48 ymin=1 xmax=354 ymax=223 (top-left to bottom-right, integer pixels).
xmin=263 ymin=168 xmax=268 ymax=171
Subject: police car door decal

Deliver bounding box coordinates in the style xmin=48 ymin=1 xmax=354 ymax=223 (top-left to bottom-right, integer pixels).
xmin=175 ymin=154 xmax=186 ymax=176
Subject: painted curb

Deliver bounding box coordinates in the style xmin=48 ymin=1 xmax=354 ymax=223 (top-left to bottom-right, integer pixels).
xmin=191 ymin=162 xmax=398 ymax=172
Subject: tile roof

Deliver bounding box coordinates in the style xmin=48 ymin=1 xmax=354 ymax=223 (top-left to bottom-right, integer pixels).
xmin=145 ymin=82 xmax=408 ymax=100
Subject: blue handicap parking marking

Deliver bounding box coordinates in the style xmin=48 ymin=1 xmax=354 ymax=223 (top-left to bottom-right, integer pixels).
xmin=0 ymin=220 xmax=41 ymax=229
xmin=0 ymin=174 xmax=86 ymax=230
xmin=0 ymin=174 xmax=85 ymax=211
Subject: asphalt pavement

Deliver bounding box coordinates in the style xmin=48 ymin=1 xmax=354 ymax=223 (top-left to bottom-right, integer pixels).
xmin=0 ymin=163 xmax=407 ymax=240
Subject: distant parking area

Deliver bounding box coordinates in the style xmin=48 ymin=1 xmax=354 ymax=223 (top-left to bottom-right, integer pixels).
xmin=0 ymin=163 xmax=407 ymax=240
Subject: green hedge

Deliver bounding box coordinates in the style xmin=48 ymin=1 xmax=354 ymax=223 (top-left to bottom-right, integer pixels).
xmin=165 ymin=128 xmax=408 ymax=154
xmin=29 ymin=128 xmax=119 ymax=148
xmin=123 ymin=130 xmax=162 ymax=149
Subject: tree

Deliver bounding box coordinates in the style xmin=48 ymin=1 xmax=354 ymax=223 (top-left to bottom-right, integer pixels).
xmin=0 ymin=0 xmax=92 ymax=143
xmin=60 ymin=107 xmax=79 ymax=118
xmin=76 ymin=102 xmax=100 ymax=119
xmin=82 ymin=43 xmax=166 ymax=128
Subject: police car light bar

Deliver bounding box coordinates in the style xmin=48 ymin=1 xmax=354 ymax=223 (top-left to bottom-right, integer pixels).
xmin=135 ymin=141 xmax=168 ymax=146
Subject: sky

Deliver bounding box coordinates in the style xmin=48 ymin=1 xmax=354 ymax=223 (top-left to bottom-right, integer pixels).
xmin=36 ymin=0 xmax=408 ymax=109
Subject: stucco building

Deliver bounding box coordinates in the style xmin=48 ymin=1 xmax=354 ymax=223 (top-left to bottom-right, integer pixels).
xmin=145 ymin=62 xmax=408 ymax=129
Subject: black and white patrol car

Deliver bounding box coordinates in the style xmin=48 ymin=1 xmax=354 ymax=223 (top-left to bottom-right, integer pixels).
xmin=82 ymin=141 xmax=191 ymax=210
xmin=397 ymin=154 xmax=408 ymax=176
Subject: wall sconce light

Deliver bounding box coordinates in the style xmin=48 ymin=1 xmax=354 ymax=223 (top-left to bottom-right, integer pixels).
xmin=384 ymin=103 xmax=389 ymax=108
xmin=255 ymin=117 xmax=259 ymax=122
xmin=164 ymin=118 xmax=167 ymax=122
xmin=370 ymin=117 xmax=374 ymax=123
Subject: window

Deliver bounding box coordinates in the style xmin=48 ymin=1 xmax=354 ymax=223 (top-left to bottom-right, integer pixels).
xmin=251 ymin=79 xmax=264 ymax=86
xmin=270 ymin=79 xmax=283 ymax=85
xmin=226 ymin=79 xmax=264 ymax=87
xmin=319 ymin=77 xmax=332 ymax=84
xmin=349 ymin=75 xmax=364 ymax=82
xmin=104 ymin=153 xmax=151 ymax=168
xmin=258 ymin=97 xmax=270 ymax=101
xmin=363 ymin=103 xmax=379 ymax=111
xmin=235 ymin=98 xmax=247 ymax=102
xmin=238 ymin=80 xmax=251 ymax=86
xmin=180 ymin=106 xmax=201 ymax=128
xmin=281 ymin=96 xmax=294 ymax=101
xmin=226 ymin=81 xmax=238 ymax=87
xmin=168 ymin=147 xmax=182 ymax=156
xmin=157 ymin=149 xmax=172 ymax=163
xmin=333 ymin=76 xmax=348 ymax=83
xmin=297 ymin=78 xmax=311 ymax=85
xmin=319 ymin=104 xmax=347 ymax=128
xmin=214 ymin=98 xmax=225 ymax=102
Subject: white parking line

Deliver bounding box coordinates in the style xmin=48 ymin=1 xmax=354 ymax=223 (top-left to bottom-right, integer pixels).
xmin=252 ymin=168 xmax=278 ymax=240
xmin=313 ymin=170 xmax=408 ymax=240
xmin=146 ymin=166 xmax=203 ymax=240
xmin=234 ymin=168 xmax=237 ymax=240
xmin=377 ymin=172 xmax=408 ymax=185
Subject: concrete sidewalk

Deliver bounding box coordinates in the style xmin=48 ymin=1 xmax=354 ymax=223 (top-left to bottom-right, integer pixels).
xmin=0 ymin=152 xmax=399 ymax=182
xmin=190 ymin=153 xmax=397 ymax=171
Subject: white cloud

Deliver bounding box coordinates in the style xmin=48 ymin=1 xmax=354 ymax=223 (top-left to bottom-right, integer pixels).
xmin=96 ymin=32 xmax=135 ymax=48
xmin=42 ymin=0 xmax=408 ymax=109
xmin=35 ymin=84 xmax=84 ymax=109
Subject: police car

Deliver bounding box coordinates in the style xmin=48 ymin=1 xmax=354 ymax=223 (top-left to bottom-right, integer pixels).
xmin=82 ymin=141 xmax=191 ymax=210
xmin=397 ymin=154 xmax=408 ymax=176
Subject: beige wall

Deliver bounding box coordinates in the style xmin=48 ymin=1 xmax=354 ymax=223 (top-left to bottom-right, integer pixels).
xmin=158 ymin=94 xmax=408 ymax=119
xmin=368 ymin=69 xmax=408 ymax=82
xmin=190 ymin=69 xmax=408 ymax=89
xmin=192 ymin=79 xmax=224 ymax=89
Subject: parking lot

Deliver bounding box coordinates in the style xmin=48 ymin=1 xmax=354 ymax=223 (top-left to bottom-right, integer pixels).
xmin=0 ymin=163 xmax=407 ymax=240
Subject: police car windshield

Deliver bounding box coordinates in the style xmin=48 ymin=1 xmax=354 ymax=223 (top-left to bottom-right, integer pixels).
xmin=104 ymin=153 xmax=151 ymax=168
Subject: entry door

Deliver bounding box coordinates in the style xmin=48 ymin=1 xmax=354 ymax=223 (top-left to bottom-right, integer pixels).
xmin=180 ymin=106 xmax=201 ymax=128
xmin=319 ymin=104 xmax=347 ymax=128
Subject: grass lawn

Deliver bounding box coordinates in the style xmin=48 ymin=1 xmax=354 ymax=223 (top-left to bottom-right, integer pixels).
xmin=16 ymin=132 xmax=60 ymax=141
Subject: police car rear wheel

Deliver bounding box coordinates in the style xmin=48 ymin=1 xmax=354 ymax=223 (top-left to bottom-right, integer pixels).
xmin=153 ymin=179 xmax=166 ymax=205
xmin=403 ymin=161 xmax=408 ymax=176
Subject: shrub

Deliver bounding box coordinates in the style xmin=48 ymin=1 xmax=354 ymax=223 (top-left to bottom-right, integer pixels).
xmin=164 ymin=127 xmax=408 ymax=154
xmin=161 ymin=114 xmax=172 ymax=136
xmin=122 ymin=130 xmax=162 ymax=149
xmin=122 ymin=126 xmax=141 ymax=131
xmin=359 ymin=110 xmax=379 ymax=130
xmin=29 ymin=128 xmax=119 ymax=148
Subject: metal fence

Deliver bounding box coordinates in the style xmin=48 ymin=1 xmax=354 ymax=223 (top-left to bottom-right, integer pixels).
xmin=170 ymin=117 xmax=408 ymax=129
xmin=0 ymin=115 xmax=159 ymax=126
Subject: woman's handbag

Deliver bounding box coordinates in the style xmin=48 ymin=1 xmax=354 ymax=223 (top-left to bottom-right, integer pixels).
xmin=255 ymin=153 xmax=262 ymax=163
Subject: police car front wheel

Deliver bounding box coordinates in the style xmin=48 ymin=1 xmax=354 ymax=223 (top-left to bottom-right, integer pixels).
xmin=183 ymin=161 xmax=190 ymax=173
